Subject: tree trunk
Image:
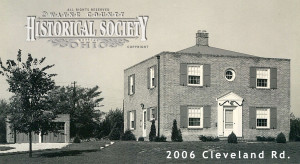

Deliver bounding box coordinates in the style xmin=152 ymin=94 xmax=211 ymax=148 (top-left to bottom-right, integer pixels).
xmin=29 ymin=131 xmax=32 ymax=158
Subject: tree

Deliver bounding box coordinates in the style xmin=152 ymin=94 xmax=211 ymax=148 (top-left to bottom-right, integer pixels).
xmin=171 ymin=119 xmax=183 ymax=142
xmin=0 ymin=100 xmax=9 ymax=143
xmin=0 ymin=50 xmax=57 ymax=157
xmin=149 ymin=120 xmax=156 ymax=141
xmin=47 ymin=85 xmax=104 ymax=139
xmin=96 ymin=108 xmax=123 ymax=139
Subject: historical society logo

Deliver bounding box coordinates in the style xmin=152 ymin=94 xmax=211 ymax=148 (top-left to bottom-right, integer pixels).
xmin=25 ymin=8 xmax=149 ymax=48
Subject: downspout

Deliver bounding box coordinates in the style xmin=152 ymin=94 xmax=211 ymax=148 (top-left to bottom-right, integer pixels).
xmin=157 ymin=55 xmax=160 ymax=136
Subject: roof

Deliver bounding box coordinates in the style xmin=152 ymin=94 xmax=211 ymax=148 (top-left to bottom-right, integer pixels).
xmin=177 ymin=45 xmax=257 ymax=57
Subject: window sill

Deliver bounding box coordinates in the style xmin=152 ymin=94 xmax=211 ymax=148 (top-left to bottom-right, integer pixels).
xmin=256 ymin=128 xmax=270 ymax=130
xmin=148 ymin=87 xmax=156 ymax=90
xmin=187 ymin=128 xmax=203 ymax=130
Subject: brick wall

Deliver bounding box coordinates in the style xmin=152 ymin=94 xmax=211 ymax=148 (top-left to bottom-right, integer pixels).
xmin=124 ymin=52 xmax=290 ymax=141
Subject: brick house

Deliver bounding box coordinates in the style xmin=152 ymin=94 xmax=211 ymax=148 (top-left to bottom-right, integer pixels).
xmin=124 ymin=30 xmax=290 ymax=141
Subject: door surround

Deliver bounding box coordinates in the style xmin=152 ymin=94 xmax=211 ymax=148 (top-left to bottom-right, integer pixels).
xmin=216 ymin=92 xmax=243 ymax=137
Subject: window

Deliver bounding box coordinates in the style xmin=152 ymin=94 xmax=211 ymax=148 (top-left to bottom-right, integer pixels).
xmin=256 ymin=108 xmax=270 ymax=128
xmin=188 ymin=107 xmax=203 ymax=128
xmin=187 ymin=65 xmax=203 ymax=86
xmin=130 ymin=111 xmax=135 ymax=130
xmin=225 ymin=69 xmax=235 ymax=81
xmin=151 ymin=108 xmax=155 ymax=120
xmin=129 ymin=75 xmax=134 ymax=95
xmin=150 ymin=67 xmax=155 ymax=88
xmin=256 ymin=69 xmax=270 ymax=88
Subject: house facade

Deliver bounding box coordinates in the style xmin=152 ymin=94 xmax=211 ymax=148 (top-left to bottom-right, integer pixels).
xmin=6 ymin=114 xmax=70 ymax=143
xmin=124 ymin=30 xmax=290 ymax=141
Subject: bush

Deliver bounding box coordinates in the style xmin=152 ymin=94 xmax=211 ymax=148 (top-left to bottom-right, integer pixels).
xmin=121 ymin=130 xmax=136 ymax=141
xmin=149 ymin=120 xmax=156 ymax=142
xmin=295 ymin=136 xmax=300 ymax=141
xmin=108 ymin=123 xmax=121 ymax=140
xmin=276 ymin=132 xmax=286 ymax=143
xmin=228 ymin=132 xmax=237 ymax=143
xmin=171 ymin=119 xmax=183 ymax=142
xmin=290 ymin=114 xmax=300 ymax=141
xmin=199 ymin=135 xmax=220 ymax=142
xmin=138 ymin=137 xmax=144 ymax=141
xmin=73 ymin=136 xmax=81 ymax=143
xmin=256 ymin=136 xmax=275 ymax=142
xmin=154 ymin=135 xmax=167 ymax=142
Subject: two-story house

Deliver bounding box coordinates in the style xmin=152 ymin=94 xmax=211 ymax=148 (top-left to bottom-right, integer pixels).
xmin=124 ymin=30 xmax=290 ymax=141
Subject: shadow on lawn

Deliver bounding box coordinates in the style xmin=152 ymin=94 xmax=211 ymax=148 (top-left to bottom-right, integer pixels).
xmin=38 ymin=149 xmax=99 ymax=158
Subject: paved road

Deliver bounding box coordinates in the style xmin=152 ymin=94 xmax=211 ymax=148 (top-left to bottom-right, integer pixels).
xmin=0 ymin=143 xmax=69 ymax=154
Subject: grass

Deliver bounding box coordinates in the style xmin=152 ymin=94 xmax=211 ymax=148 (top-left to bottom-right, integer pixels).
xmin=0 ymin=146 xmax=14 ymax=151
xmin=0 ymin=141 xmax=299 ymax=163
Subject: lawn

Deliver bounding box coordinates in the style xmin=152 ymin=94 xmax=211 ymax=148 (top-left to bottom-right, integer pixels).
xmin=0 ymin=141 xmax=299 ymax=164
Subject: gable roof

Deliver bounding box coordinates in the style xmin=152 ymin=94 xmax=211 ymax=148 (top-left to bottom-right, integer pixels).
xmin=177 ymin=45 xmax=257 ymax=57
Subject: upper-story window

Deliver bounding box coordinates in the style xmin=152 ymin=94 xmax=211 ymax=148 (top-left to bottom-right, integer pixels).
xmin=187 ymin=65 xmax=203 ymax=86
xmin=128 ymin=74 xmax=135 ymax=95
xmin=256 ymin=68 xmax=270 ymax=88
xmin=150 ymin=67 xmax=155 ymax=88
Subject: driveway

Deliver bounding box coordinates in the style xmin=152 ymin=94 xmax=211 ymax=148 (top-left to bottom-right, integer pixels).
xmin=0 ymin=143 xmax=69 ymax=154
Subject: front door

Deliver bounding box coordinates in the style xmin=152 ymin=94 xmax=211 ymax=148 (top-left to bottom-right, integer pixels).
xmin=223 ymin=107 xmax=234 ymax=136
xmin=142 ymin=109 xmax=147 ymax=137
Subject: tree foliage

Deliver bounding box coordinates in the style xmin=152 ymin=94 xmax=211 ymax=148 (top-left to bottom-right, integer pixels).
xmin=47 ymin=85 xmax=104 ymax=139
xmin=290 ymin=113 xmax=300 ymax=141
xmin=96 ymin=108 xmax=123 ymax=139
xmin=0 ymin=50 xmax=57 ymax=157
xmin=0 ymin=100 xmax=9 ymax=143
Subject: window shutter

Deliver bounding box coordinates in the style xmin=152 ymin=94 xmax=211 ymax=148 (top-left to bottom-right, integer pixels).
xmin=147 ymin=68 xmax=150 ymax=89
xmin=153 ymin=107 xmax=157 ymax=120
xmin=128 ymin=76 xmax=130 ymax=95
xmin=180 ymin=63 xmax=187 ymax=86
xmin=154 ymin=65 xmax=157 ymax=87
xmin=203 ymin=106 xmax=211 ymax=128
xmin=180 ymin=105 xmax=188 ymax=128
xmin=250 ymin=67 xmax=256 ymax=88
xmin=203 ymin=64 xmax=211 ymax=87
xmin=270 ymin=68 xmax=277 ymax=89
xmin=147 ymin=108 xmax=150 ymax=121
xmin=249 ymin=107 xmax=256 ymax=129
xmin=127 ymin=111 xmax=130 ymax=130
xmin=133 ymin=110 xmax=136 ymax=129
xmin=270 ymin=107 xmax=277 ymax=129
xmin=132 ymin=74 xmax=135 ymax=94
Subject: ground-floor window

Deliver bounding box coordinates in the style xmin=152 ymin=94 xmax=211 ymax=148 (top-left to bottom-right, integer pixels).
xmin=188 ymin=107 xmax=203 ymax=128
xmin=130 ymin=111 xmax=135 ymax=130
xmin=256 ymin=108 xmax=270 ymax=128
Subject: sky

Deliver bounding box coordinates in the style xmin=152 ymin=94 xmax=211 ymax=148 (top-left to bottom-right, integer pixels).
xmin=0 ymin=0 xmax=299 ymax=116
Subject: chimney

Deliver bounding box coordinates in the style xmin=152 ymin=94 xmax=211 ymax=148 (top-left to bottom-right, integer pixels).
xmin=196 ymin=30 xmax=209 ymax=46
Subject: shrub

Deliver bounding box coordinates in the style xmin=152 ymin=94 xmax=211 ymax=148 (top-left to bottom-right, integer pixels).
xmin=199 ymin=135 xmax=220 ymax=142
xmin=228 ymin=132 xmax=237 ymax=143
xmin=138 ymin=137 xmax=144 ymax=141
xmin=289 ymin=114 xmax=300 ymax=141
xmin=108 ymin=123 xmax=121 ymax=140
xmin=73 ymin=136 xmax=81 ymax=143
xmin=256 ymin=136 xmax=275 ymax=142
xmin=149 ymin=120 xmax=156 ymax=142
xmin=154 ymin=135 xmax=167 ymax=142
xmin=171 ymin=119 xmax=183 ymax=142
xmin=121 ymin=130 xmax=136 ymax=141
xmin=276 ymin=132 xmax=286 ymax=143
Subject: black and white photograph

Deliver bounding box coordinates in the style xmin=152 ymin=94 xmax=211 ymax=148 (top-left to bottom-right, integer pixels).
xmin=0 ymin=0 xmax=299 ymax=163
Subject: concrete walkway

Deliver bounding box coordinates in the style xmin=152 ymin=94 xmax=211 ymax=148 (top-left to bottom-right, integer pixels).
xmin=0 ymin=143 xmax=69 ymax=154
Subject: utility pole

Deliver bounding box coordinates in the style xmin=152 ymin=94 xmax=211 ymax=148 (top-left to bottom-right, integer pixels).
xmin=71 ymin=81 xmax=77 ymax=110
